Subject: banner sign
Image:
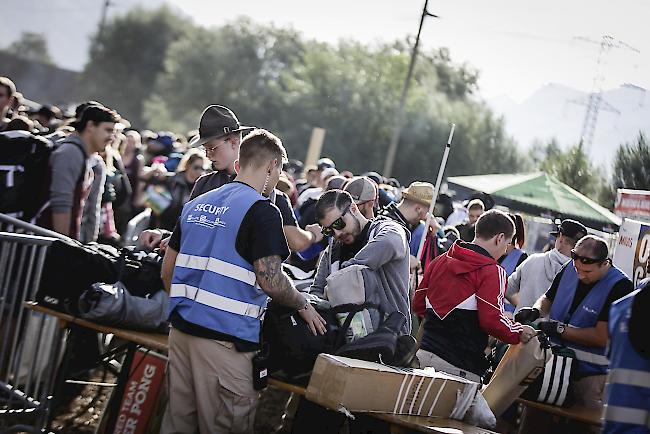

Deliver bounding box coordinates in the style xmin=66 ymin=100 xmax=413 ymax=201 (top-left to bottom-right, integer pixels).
xmin=612 ymin=218 xmax=650 ymax=287
xmin=113 ymin=350 xmax=167 ymax=434
xmin=615 ymin=189 xmax=650 ymax=220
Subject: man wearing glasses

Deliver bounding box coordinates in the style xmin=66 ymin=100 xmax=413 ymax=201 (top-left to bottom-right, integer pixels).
xmin=309 ymin=189 xmax=412 ymax=334
xmin=521 ymin=235 xmax=633 ymax=411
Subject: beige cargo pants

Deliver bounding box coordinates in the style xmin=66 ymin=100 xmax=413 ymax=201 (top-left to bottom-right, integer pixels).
xmin=160 ymin=328 xmax=259 ymax=434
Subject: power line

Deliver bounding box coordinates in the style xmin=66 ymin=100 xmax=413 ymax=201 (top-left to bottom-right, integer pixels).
xmin=572 ymin=35 xmax=640 ymax=148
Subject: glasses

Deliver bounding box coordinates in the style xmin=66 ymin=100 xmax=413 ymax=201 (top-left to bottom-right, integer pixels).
xmin=200 ymin=144 xmax=219 ymax=153
xmin=571 ymin=250 xmax=606 ymax=265
xmin=321 ymin=204 xmax=351 ymax=237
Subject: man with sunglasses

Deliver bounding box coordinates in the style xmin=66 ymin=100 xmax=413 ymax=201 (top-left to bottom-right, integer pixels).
xmin=521 ymin=235 xmax=633 ymax=411
xmin=309 ymin=189 xmax=411 ymax=334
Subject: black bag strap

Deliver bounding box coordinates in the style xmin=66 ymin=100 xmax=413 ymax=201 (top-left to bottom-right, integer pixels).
xmin=331 ymin=302 xmax=380 ymax=350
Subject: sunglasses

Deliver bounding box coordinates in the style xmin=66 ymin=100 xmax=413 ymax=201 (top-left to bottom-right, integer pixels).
xmin=321 ymin=204 xmax=351 ymax=237
xmin=571 ymin=250 xmax=606 ymax=265
xmin=191 ymin=164 xmax=204 ymax=171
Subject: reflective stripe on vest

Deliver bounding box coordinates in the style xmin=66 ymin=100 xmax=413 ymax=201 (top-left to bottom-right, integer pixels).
xmin=175 ymin=253 xmax=257 ymax=287
xmin=608 ymin=368 xmax=650 ymax=387
xmin=605 ymin=405 xmax=650 ymax=429
xmin=571 ymin=347 xmax=609 ymax=366
xmin=170 ymin=283 xmax=262 ymax=318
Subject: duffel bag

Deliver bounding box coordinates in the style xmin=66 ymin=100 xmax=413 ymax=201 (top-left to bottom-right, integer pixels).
xmin=263 ymin=296 xmax=375 ymax=384
xmin=521 ymin=344 xmax=577 ymax=407
xmin=36 ymin=239 xmax=163 ymax=315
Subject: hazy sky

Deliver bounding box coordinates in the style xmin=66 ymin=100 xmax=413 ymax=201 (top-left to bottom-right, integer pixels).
xmin=166 ymin=0 xmax=649 ymax=102
xmin=5 ymin=0 xmax=649 ymax=102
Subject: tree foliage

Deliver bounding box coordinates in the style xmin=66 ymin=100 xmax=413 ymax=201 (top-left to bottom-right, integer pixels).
xmin=80 ymin=6 xmax=191 ymax=128
xmin=612 ymin=132 xmax=650 ymax=191
xmin=83 ymin=8 xmax=528 ymax=182
xmin=5 ymin=32 xmax=53 ymax=64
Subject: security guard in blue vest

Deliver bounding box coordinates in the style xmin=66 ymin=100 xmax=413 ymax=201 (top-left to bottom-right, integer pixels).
xmin=603 ymin=277 xmax=650 ymax=434
xmin=518 ymin=235 xmax=633 ymax=411
xmin=160 ymin=129 xmax=326 ymax=434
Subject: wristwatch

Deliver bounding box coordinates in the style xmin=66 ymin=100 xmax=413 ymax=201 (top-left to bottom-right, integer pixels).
xmin=557 ymin=323 xmax=566 ymax=335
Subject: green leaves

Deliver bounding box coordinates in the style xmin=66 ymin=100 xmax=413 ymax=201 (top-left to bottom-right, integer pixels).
xmin=83 ymin=10 xmax=525 ymax=183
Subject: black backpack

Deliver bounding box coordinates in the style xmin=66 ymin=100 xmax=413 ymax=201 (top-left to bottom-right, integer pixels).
xmin=36 ymin=239 xmax=164 ymax=315
xmin=263 ymin=298 xmax=376 ymax=385
xmin=0 ymin=131 xmax=53 ymax=220
xmin=0 ymin=131 xmax=86 ymax=222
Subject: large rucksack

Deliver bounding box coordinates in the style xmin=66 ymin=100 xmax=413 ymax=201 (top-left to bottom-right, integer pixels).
xmin=0 ymin=130 xmax=53 ymax=220
xmin=0 ymin=131 xmax=86 ymax=223
xmin=35 ymin=239 xmax=164 ymax=315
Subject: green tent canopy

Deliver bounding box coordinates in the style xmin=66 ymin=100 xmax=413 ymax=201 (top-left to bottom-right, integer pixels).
xmin=447 ymin=172 xmax=621 ymax=230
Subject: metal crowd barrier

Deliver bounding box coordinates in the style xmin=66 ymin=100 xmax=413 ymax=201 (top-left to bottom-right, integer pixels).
xmin=0 ymin=228 xmax=64 ymax=433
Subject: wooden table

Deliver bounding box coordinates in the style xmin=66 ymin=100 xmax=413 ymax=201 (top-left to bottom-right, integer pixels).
xmin=268 ymin=378 xmax=498 ymax=434
xmin=28 ymin=303 xmax=497 ymax=434
xmin=516 ymin=398 xmax=602 ymax=434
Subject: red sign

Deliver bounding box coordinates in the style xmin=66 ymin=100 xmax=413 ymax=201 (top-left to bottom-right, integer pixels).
xmin=113 ymin=350 xmax=167 ymax=434
xmin=615 ymin=189 xmax=650 ymax=220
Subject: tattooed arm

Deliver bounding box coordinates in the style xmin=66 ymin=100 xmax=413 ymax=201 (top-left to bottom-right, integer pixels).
xmin=254 ymin=255 xmax=327 ymax=335
xmin=254 ymin=255 xmax=305 ymax=309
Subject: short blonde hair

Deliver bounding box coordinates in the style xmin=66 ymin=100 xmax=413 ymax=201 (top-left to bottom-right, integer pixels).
xmin=177 ymin=148 xmax=208 ymax=172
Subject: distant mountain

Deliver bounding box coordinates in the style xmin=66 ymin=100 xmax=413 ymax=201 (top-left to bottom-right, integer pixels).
xmin=487 ymin=83 xmax=650 ymax=169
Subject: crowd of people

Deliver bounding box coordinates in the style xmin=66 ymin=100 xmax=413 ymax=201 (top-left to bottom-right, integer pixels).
xmin=1 ymin=74 xmax=649 ymax=434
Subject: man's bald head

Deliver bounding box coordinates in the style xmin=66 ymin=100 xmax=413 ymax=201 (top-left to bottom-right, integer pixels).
xmin=575 ymin=235 xmax=609 ymax=261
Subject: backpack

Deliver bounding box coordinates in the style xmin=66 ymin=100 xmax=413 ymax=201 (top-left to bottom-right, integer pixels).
xmin=0 ymin=131 xmax=86 ymax=222
xmin=0 ymin=131 xmax=52 ymax=220
xmin=35 ymin=239 xmax=164 ymax=315
xmin=263 ymin=297 xmax=376 ymax=385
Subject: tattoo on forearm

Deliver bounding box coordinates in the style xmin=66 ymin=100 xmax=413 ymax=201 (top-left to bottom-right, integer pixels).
xmin=254 ymin=255 xmax=303 ymax=309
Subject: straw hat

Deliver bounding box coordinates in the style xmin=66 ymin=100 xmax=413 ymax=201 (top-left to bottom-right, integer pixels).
xmin=401 ymin=181 xmax=434 ymax=207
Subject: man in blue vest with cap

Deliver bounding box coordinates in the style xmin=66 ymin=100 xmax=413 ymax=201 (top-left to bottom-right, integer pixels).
xmin=603 ymin=266 xmax=650 ymax=434
xmin=518 ymin=235 xmax=633 ymax=411
xmin=160 ymin=129 xmax=326 ymax=434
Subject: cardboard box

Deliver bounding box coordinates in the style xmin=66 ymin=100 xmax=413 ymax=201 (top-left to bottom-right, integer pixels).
xmin=305 ymin=354 xmax=479 ymax=419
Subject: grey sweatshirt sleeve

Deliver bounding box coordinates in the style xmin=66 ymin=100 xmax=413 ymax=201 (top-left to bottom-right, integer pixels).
xmin=342 ymin=222 xmax=408 ymax=270
xmin=309 ymin=245 xmax=331 ymax=297
xmin=49 ymin=143 xmax=85 ymax=213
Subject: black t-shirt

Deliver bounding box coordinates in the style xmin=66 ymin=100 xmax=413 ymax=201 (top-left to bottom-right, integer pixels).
xmin=274 ymin=190 xmax=297 ymax=227
xmin=545 ymin=263 xmax=634 ymax=322
xmin=168 ymin=181 xmax=290 ymax=351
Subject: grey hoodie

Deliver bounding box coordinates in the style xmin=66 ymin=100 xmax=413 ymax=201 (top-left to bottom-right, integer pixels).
xmin=310 ymin=218 xmax=412 ymax=334
xmin=506 ymin=248 xmax=571 ymax=313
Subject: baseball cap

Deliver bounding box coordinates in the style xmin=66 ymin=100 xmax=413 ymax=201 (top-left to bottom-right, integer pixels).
xmin=317 ymin=157 xmax=335 ymax=170
xmin=550 ymin=219 xmax=588 ymax=240
xmin=344 ymin=176 xmax=378 ymax=204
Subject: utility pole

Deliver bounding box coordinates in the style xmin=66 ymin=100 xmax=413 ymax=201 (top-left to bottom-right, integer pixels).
xmin=97 ymin=0 xmax=112 ymax=41
xmin=573 ymin=35 xmax=639 ymax=148
xmin=382 ymin=0 xmax=438 ymax=178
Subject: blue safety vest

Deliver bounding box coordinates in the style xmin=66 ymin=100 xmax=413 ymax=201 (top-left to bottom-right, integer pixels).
xmin=550 ymin=265 xmax=627 ymax=375
xmin=168 ymin=182 xmax=268 ymax=344
xmin=501 ymin=248 xmax=525 ymax=276
xmin=603 ymin=288 xmax=650 ymax=434
xmin=501 ymin=248 xmax=525 ymax=314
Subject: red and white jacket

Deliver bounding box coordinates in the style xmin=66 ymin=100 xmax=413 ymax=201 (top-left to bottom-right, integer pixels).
xmin=413 ymin=241 xmax=523 ymax=375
